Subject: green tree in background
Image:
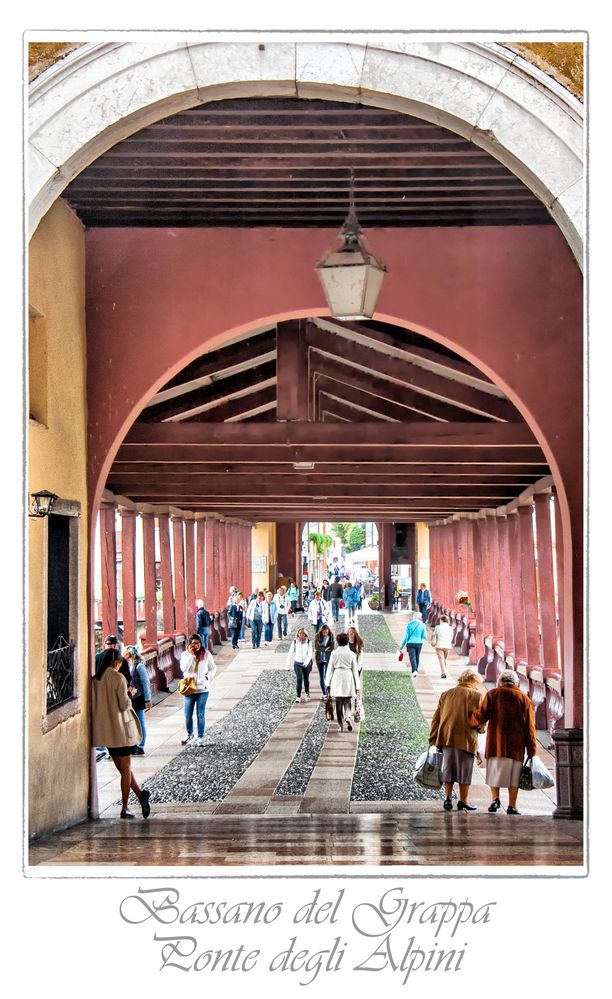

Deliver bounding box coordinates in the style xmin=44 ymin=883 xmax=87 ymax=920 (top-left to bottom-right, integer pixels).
xmin=332 ymin=522 xmax=366 ymax=553
xmin=346 ymin=523 xmax=366 ymax=553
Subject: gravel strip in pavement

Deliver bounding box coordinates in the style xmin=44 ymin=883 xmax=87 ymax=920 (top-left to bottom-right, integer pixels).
xmin=351 ymin=671 xmax=439 ymax=801
xmin=141 ymin=670 xmax=295 ymax=803
xmin=274 ymin=701 xmax=328 ymax=796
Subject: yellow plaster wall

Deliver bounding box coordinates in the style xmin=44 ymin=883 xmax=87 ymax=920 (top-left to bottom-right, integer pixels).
xmin=251 ymin=523 xmax=276 ymax=593
xmin=415 ymin=522 xmax=430 ymax=589
xmin=28 ymin=199 xmax=90 ymax=839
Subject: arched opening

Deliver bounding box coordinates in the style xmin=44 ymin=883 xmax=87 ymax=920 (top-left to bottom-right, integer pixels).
xmin=28 ymin=44 xmax=584 ymax=857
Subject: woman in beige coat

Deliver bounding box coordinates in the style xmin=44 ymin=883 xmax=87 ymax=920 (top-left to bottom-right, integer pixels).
xmin=429 ymin=669 xmax=484 ymax=812
xmin=92 ymin=648 xmax=151 ymax=819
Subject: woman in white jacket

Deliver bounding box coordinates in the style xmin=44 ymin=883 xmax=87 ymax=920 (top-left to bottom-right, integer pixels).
xmin=286 ymin=628 xmax=314 ymax=703
xmin=180 ymin=633 xmax=217 ymax=746
xmin=431 ymin=614 xmax=454 ymax=678
xmin=325 ymin=632 xmax=361 ymax=733
xmin=307 ymin=590 xmax=332 ymax=634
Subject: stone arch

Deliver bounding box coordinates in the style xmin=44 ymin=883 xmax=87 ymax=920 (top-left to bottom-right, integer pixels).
xmin=28 ymin=39 xmax=584 ymax=261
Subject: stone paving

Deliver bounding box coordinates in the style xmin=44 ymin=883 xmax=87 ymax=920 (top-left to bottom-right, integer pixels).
xmin=95 ymin=607 xmax=557 ymax=819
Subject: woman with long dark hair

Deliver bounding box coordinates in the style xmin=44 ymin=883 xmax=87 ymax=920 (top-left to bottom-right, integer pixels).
xmin=92 ymin=648 xmax=151 ymax=820
xmin=314 ymin=624 xmax=335 ymax=699
xmin=179 ymin=634 xmax=217 ymax=746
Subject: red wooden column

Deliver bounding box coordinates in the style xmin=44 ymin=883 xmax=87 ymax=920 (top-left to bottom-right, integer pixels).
xmin=196 ymin=514 xmax=206 ymax=601
xmin=172 ymin=513 xmax=188 ymax=635
xmin=464 ymin=516 xmax=476 ymax=609
xmin=496 ymin=513 xmax=515 ymax=653
xmin=518 ymin=503 xmax=542 ymax=665
xmin=486 ymin=512 xmax=503 ymax=639
xmin=534 ymin=493 xmax=560 ymax=674
xmin=205 ymin=517 xmax=216 ymax=609
xmin=221 ymin=520 xmax=230 ymax=602
xmin=378 ymin=521 xmax=392 ymax=608
xmin=141 ymin=508 xmax=158 ymax=646
xmin=100 ymin=502 xmax=118 ymax=638
xmin=477 ymin=513 xmax=492 ymax=637
xmin=470 ymin=517 xmax=485 ymax=664
xmin=158 ymin=510 xmax=175 ymax=635
xmin=507 ymin=510 xmax=528 ymax=661
xmin=184 ymin=514 xmax=196 ymax=634
xmin=246 ymin=524 xmax=253 ymax=598
xmin=552 ymin=491 xmax=565 ymax=670
xmin=119 ymin=508 xmax=137 ymax=646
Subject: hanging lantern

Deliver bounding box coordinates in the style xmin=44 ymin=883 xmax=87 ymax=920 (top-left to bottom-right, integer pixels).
xmin=316 ymin=170 xmax=387 ymax=320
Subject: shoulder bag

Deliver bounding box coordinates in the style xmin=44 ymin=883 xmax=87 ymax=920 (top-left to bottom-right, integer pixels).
xmin=178 ymin=675 xmax=197 ymax=696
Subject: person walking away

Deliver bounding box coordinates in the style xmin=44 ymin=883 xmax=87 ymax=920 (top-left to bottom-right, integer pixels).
xmin=314 ymin=625 xmax=335 ymax=698
xmin=416 ymin=582 xmax=432 ymax=623
xmin=227 ymin=594 xmax=244 ymax=650
xmin=431 ymin=614 xmax=454 ymax=678
xmin=287 ymin=580 xmax=299 ymax=615
xmin=246 ymin=591 xmax=266 ymax=649
xmin=325 ymin=633 xmax=360 ymax=733
xmin=308 ymin=589 xmax=331 ymax=635
xmin=179 ymin=634 xmax=217 ymax=746
xmin=347 ymin=626 xmax=365 ymax=675
xmin=286 ymin=628 xmax=314 ymax=702
xmin=329 ymin=576 xmax=343 ymax=623
xmin=355 ymin=579 xmax=363 ymax=610
xmin=125 ymin=645 xmax=152 ymax=755
xmin=195 ymin=599 xmax=212 ymax=651
xmin=399 ymin=611 xmax=427 ymax=676
xmin=262 ymin=591 xmax=278 ymax=646
xmin=471 ymin=668 xmax=537 ymax=815
xmin=429 ymin=669 xmax=484 ymax=811
xmin=393 ymin=579 xmax=402 ymax=611
xmin=274 ymin=585 xmax=290 ymax=639
xmin=345 ymin=582 xmax=359 ymax=625
xmin=91 ymin=648 xmax=150 ymax=819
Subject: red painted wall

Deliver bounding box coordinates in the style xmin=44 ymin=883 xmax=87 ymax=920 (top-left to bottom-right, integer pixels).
xmin=85 ymin=224 xmax=583 ymax=723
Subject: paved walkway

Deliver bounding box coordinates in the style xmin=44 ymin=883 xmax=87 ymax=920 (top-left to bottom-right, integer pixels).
xmin=31 ymin=609 xmax=577 ymax=868
xmin=95 ymin=608 xmax=556 ymax=819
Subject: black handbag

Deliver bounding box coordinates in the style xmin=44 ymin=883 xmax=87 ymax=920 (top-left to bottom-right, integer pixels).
xmin=519 ymin=758 xmax=534 ymax=791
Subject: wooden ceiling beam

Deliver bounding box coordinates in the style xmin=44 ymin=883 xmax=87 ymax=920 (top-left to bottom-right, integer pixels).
xmin=124 ymin=421 xmax=538 ymax=447
xmin=109 ymin=462 xmax=548 ymax=478
xmin=140 ymin=360 xmax=277 ymax=423
xmin=304 ymin=325 xmax=518 ymax=421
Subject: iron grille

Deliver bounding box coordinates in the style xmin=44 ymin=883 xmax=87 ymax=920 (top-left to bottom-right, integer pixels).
xmin=46 ymin=635 xmax=75 ymax=710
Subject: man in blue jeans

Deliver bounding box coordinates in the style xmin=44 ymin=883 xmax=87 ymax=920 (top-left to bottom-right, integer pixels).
xmin=399 ymin=613 xmax=427 ymax=675
xmin=329 ymin=577 xmax=343 ymax=622
xmin=247 ymin=591 xmax=265 ymax=648
xmin=416 ymin=583 xmax=432 ymax=623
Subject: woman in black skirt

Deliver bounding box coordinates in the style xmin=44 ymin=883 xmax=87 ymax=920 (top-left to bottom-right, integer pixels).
xmin=92 ymin=648 xmax=151 ymax=820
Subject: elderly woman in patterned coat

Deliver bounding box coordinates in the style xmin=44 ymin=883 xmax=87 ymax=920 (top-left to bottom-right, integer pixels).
xmin=470 ymin=668 xmax=537 ymax=815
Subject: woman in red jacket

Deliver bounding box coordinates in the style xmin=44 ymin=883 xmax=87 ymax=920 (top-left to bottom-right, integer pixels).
xmin=471 ymin=668 xmax=537 ymax=815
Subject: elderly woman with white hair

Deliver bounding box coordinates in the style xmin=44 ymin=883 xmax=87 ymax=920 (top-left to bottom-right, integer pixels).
xmin=429 ymin=669 xmax=484 ymax=811
xmin=471 ymin=668 xmax=537 ymax=815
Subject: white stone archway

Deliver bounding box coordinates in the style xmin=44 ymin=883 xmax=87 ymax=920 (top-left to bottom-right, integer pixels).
xmin=28 ymin=38 xmax=584 ymax=263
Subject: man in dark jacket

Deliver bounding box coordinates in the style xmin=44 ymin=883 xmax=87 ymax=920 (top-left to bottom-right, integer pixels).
xmin=416 ymin=583 xmax=432 ymax=623
xmin=329 ymin=578 xmax=343 ymax=622
xmin=196 ymin=600 xmax=212 ymax=650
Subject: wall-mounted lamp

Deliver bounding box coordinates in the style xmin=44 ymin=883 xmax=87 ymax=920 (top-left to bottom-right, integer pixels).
xmin=315 ymin=168 xmax=387 ymax=320
xmin=29 ymin=489 xmax=58 ymax=519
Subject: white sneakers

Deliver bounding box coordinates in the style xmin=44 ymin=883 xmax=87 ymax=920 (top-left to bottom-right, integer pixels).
xmin=182 ymin=733 xmax=205 ymax=746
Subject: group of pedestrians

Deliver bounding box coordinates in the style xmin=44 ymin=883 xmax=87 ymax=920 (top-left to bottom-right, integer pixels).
xmin=285 ymin=621 xmax=365 ymax=734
